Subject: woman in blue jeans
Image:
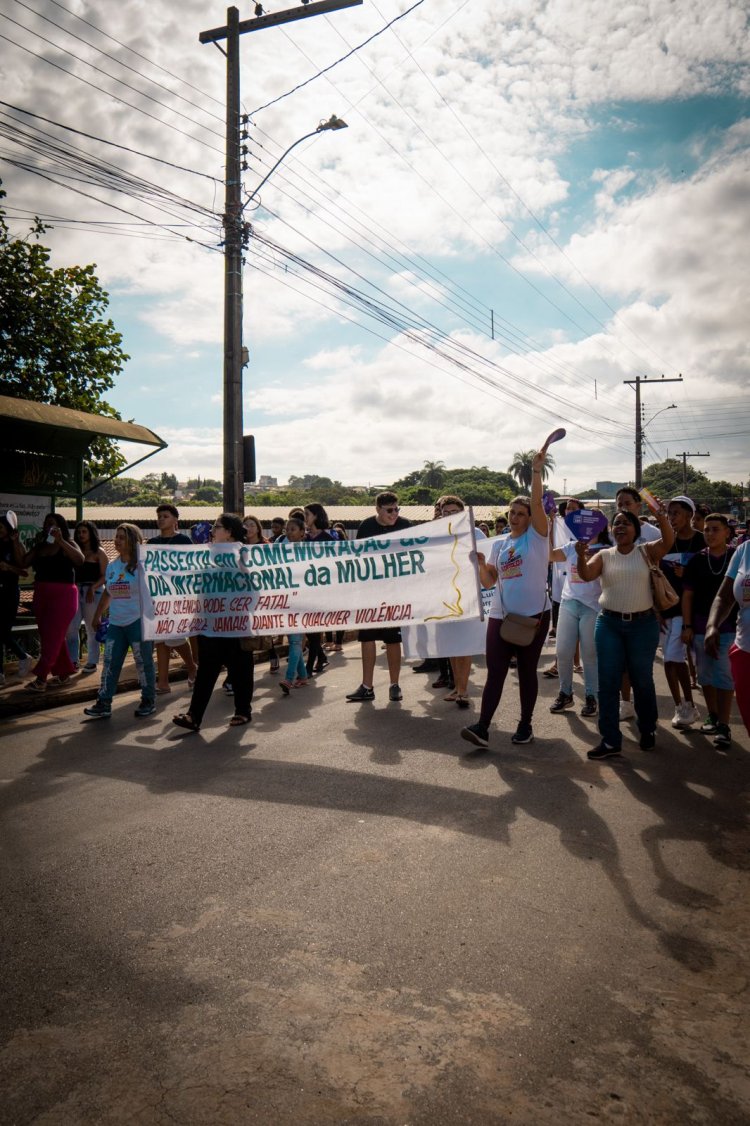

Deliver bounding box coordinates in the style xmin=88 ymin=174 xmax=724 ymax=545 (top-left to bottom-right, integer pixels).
xmin=575 ymin=505 xmax=672 ymax=759
xmin=83 ymin=523 xmax=155 ymax=719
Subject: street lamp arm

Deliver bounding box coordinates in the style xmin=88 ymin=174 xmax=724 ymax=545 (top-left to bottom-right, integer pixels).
xmin=242 ymin=116 xmax=347 ymax=213
xmin=643 ymin=403 xmax=677 ymax=430
xmin=242 ymin=130 xmax=318 ymax=211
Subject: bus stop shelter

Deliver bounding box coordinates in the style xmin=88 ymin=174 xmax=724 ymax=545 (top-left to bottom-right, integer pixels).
xmin=0 ymin=394 xmax=166 ymax=523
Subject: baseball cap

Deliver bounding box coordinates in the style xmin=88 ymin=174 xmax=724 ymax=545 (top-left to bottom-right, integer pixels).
xmin=669 ymin=495 xmax=696 ymax=513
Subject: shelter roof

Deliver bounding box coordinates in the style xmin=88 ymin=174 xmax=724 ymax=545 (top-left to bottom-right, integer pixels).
xmin=0 ymin=395 xmax=165 ymax=457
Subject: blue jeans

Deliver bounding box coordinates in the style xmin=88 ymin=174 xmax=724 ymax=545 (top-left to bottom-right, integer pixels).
xmin=98 ymin=619 xmax=155 ymax=705
xmin=595 ymin=611 xmax=659 ymax=749
xmin=285 ymin=634 xmax=308 ymax=682
xmin=556 ymin=598 xmax=598 ymax=697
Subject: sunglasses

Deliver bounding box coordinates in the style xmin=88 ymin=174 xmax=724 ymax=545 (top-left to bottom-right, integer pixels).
xmin=382 ymin=506 xmax=400 ymax=514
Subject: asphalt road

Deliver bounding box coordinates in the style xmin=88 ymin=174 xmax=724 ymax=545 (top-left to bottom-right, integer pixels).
xmin=2 ymin=643 xmax=749 ymax=1125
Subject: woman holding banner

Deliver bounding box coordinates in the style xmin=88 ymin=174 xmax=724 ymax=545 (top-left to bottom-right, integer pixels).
xmin=461 ymin=446 xmax=551 ymax=749
xmin=172 ymin=514 xmax=254 ymax=732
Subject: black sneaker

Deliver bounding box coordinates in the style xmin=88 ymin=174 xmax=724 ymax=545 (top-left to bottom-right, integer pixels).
xmin=580 ymin=695 xmax=598 ymax=717
xmin=388 ymin=684 xmax=403 ymax=702
xmin=700 ymin=713 xmax=719 ymax=734
xmin=713 ymin=723 xmax=731 ymax=750
xmin=639 ymin=731 xmax=656 ymax=751
xmin=346 ymin=684 xmax=375 ymax=702
xmin=83 ymin=700 xmax=111 ymax=719
xmin=587 ymin=741 xmax=620 ymax=760
xmin=461 ymin=722 xmax=489 ymax=749
xmin=134 ymin=700 xmax=156 ymax=718
xmin=223 ymin=678 xmax=234 ymax=695
xmin=550 ymin=692 xmax=574 ymax=713
xmin=511 ymin=722 xmax=534 ymax=744
xmin=413 ymin=659 xmax=438 ymax=673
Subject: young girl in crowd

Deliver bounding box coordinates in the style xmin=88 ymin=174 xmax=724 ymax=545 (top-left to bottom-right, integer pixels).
xmin=66 ymin=521 xmax=108 ymax=673
xmin=279 ymin=517 xmax=309 ymax=694
xmin=84 ymin=523 xmax=155 ymax=719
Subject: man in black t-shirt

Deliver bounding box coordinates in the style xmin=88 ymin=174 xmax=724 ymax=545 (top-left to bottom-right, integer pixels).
xmin=346 ymin=491 xmax=410 ymax=704
xmin=148 ymin=504 xmax=197 ymax=693
xmin=662 ymin=496 xmax=705 ymax=729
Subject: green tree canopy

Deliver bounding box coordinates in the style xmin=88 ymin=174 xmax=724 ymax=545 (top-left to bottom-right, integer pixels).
xmin=0 ymin=183 xmax=129 ymax=478
xmin=642 ymin=459 xmax=742 ymax=510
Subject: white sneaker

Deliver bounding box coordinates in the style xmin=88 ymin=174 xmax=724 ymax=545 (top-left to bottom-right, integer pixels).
xmin=18 ymin=656 xmax=33 ymax=677
xmin=672 ymin=702 xmax=700 ymax=729
xmin=619 ymin=700 xmax=635 ymax=721
xmin=681 ymin=702 xmax=700 ymax=727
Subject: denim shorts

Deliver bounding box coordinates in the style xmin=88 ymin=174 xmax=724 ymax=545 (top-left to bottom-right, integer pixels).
xmin=661 ymin=616 xmax=687 ymax=663
xmin=694 ymin=633 xmax=734 ymax=690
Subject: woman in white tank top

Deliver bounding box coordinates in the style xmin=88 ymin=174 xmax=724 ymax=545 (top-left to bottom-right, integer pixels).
xmin=576 ymin=505 xmax=673 ymax=760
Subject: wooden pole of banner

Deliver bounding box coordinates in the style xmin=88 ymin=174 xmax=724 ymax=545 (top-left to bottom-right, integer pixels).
xmin=467 ymin=506 xmax=485 ymax=621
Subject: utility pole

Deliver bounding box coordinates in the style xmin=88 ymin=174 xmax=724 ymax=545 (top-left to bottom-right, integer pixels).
xmin=678 ymin=451 xmax=710 ymax=493
xmin=200 ymin=0 xmax=362 ymax=514
xmin=623 ymin=373 xmax=683 ymax=488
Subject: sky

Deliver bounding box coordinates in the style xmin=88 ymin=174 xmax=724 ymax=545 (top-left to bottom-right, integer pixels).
xmin=1 ymin=0 xmax=749 ymax=496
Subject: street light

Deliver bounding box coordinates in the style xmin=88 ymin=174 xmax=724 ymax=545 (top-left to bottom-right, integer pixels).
xmin=640 ymin=403 xmax=677 ymax=475
xmin=643 ymin=403 xmax=677 ymax=431
xmin=243 ymin=117 xmax=348 ymax=211
xmin=221 ymin=115 xmax=347 ymax=513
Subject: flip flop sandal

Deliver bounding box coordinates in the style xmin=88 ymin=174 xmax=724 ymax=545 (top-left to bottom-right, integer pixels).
xmin=444 ymin=690 xmax=459 ymax=701
xmin=229 ymin=714 xmax=251 ymax=726
xmin=280 ymin=680 xmax=292 ymax=695
xmin=172 ymin=713 xmax=200 ymax=732
xmin=456 ymin=696 xmax=471 ymax=709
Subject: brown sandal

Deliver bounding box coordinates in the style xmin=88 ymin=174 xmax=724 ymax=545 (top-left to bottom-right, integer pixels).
xmin=172 ymin=713 xmax=199 ymax=732
xmin=229 ymin=713 xmax=251 ymax=726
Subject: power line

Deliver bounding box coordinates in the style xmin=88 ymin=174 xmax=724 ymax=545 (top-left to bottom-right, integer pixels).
xmin=0 ymin=28 xmax=224 ymax=158
xmin=249 ymin=0 xmax=426 ymax=115
xmin=0 ymin=101 xmax=222 ymax=183
xmin=46 ymin=0 xmax=225 ymax=110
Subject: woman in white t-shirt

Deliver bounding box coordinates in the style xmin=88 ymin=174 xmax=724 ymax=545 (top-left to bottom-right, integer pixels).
xmin=548 ymin=528 xmax=611 ymax=720
xmin=705 ymin=540 xmax=750 ymax=736
xmin=461 ymin=448 xmax=550 ymax=749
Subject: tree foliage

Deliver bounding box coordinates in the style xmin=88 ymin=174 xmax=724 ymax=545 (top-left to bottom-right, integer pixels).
xmin=642 ymin=459 xmax=742 ymax=509
xmin=0 ymin=182 xmax=129 ymax=478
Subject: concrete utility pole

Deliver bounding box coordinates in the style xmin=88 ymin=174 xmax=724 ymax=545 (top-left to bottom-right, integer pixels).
xmin=623 ymin=374 xmax=683 ymax=488
xmin=678 ymin=451 xmax=710 ymax=493
xmin=200 ymin=0 xmax=362 ymax=514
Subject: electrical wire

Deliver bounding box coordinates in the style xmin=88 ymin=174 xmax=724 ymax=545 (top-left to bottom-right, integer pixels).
xmin=249 ymin=0 xmax=426 ymax=115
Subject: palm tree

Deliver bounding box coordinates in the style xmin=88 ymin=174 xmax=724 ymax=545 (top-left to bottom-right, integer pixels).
xmin=421 ymin=460 xmax=446 ymax=489
xmin=508 ymin=450 xmax=555 ymax=491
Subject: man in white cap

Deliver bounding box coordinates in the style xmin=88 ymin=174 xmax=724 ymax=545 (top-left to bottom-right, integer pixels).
xmin=663 ymin=496 xmax=705 ymax=728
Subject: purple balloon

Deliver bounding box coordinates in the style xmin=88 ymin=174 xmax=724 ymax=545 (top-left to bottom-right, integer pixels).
xmin=564 ymin=508 xmax=609 ymax=542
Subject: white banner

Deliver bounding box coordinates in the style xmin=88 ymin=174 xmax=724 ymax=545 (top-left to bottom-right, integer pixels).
xmin=138 ymin=511 xmax=482 ymax=641
xmin=402 ymin=585 xmax=493 ymax=659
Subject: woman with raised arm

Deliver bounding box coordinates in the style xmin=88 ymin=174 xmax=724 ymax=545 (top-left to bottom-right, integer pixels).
xmin=575 ymin=502 xmax=673 ymax=760
xmin=461 ymin=446 xmax=550 ymax=750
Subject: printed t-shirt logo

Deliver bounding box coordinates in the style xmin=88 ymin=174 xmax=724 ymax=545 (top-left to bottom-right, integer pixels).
xmin=740 ymin=575 xmax=750 ymax=607
xmin=499 ymin=545 xmax=523 ymax=581
xmin=110 ymin=570 xmax=131 ymax=599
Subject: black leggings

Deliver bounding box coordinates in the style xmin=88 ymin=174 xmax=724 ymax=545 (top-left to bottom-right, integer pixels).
xmin=479 ymin=612 xmax=551 ymax=729
xmin=188 ymin=636 xmax=254 ymax=724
